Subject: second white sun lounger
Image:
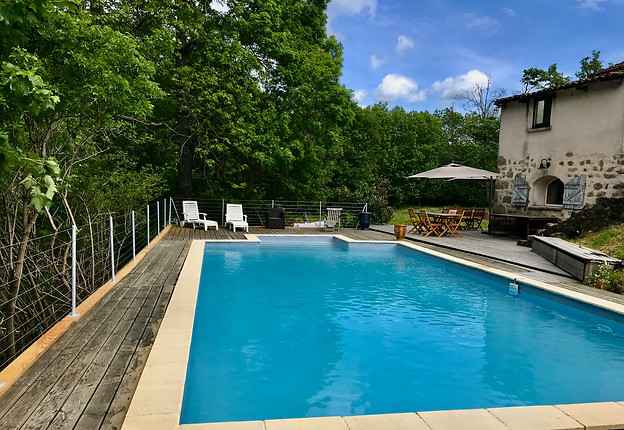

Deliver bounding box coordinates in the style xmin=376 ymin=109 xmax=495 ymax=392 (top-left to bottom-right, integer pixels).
xmin=225 ymin=204 xmax=249 ymax=232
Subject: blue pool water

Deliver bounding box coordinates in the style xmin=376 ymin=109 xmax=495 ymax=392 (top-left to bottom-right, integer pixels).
xmin=180 ymin=237 xmax=624 ymax=424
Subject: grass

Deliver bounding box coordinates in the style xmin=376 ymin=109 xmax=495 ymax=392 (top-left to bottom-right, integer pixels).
xmin=567 ymin=223 xmax=624 ymax=292
xmin=570 ymin=223 xmax=624 ymax=260
xmin=389 ymin=207 xmax=445 ymax=225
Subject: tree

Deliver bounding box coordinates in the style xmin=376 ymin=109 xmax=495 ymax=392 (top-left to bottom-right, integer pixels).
xmin=521 ymin=64 xmax=570 ymax=93
xmin=0 ymin=0 xmax=165 ymax=361
xmin=456 ymin=74 xmax=506 ymax=119
xmin=576 ymin=50 xmax=603 ymax=79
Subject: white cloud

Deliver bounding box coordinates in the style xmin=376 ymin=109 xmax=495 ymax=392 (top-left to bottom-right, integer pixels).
xmin=370 ymin=55 xmax=384 ymax=70
xmin=429 ymin=70 xmax=490 ymax=101
xmin=462 ymin=13 xmax=498 ymax=32
xmin=578 ymin=0 xmax=608 ymax=9
xmin=326 ymin=0 xmax=376 ymax=20
xmin=502 ymin=8 xmax=515 ymax=16
xmin=374 ymin=74 xmax=426 ymax=103
xmin=352 ymin=89 xmax=368 ymax=106
xmin=210 ymin=0 xmax=229 ymax=12
xmin=326 ymin=0 xmax=376 ymax=38
xmin=395 ymin=35 xmax=415 ymax=55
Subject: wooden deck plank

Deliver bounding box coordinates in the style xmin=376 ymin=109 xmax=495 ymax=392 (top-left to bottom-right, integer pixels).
xmin=94 ymin=242 xmax=189 ymax=430
xmin=0 ymin=279 xmax=125 ymax=421
xmin=0 ymin=238 xmax=187 ymax=430
xmin=15 ymin=255 xmax=166 ymax=430
xmin=7 ymin=290 xmax=145 ymax=429
xmin=43 ymin=279 xmax=164 ymax=429
xmin=98 ymin=284 xmax=174 ymax=430
xmin=0 ymin=271 xmax=143 ymax=424
xmin=51 ymin=245 xmax=187 ymax=430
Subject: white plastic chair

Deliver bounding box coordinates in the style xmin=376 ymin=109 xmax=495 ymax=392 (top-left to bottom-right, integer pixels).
xmin=324 ymin=208 xmax=342 ymax=232
xmin=225 ymin=204 xmax=249 ymax=232
xmin=181 ymin=201 xmax=218 ymax=231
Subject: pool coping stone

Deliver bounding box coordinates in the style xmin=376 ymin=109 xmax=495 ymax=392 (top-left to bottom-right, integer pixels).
xmin=121 ymin=235 xmax=624 ymax=430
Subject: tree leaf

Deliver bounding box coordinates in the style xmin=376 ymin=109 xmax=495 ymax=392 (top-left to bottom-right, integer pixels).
xmin=20 ymin=175 xmax=37 ymax=189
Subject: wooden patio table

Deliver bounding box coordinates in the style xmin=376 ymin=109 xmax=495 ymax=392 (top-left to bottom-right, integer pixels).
xmin=428 ymin=212 xmax=463 ymax=237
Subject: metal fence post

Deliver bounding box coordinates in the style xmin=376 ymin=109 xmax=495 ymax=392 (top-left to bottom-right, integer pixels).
xmin=222 ymin=199 xmax=225 ymax=226
xmin=157 ymin=201 xmax=160 ymax=238
xmin=272 ymin=200 xmax=274 ymax=208
xmin=110 ymin=216 xmax=116 ymax=284
xmin=147 ymin=204 xmax=150 ymax=249
xmin=163 ymin=198 xmax=167 ymax=227
xmin=70 ymin=224 xmax=78 ymax=317
xmin=132 ymin=210 xmax=136 ymax=263
xmin=168 ymin=197 xmax=172 ymax=225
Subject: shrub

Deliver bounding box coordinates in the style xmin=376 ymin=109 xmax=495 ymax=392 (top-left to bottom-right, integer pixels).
xmin=587 ymin=264 xmax=624 ymax=294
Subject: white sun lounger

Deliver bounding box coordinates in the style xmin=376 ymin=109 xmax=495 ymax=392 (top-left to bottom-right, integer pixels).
xmin=225 ymin=204 xmax=249 ymax=232
xmin=181 ymin=201 xmax=218 ymax=231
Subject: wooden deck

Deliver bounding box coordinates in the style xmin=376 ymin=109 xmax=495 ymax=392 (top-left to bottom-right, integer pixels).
xmin=1 ymin=225 xmax=623 ymax=430
xmin=0 ymin=239 xmax=190 ymax=430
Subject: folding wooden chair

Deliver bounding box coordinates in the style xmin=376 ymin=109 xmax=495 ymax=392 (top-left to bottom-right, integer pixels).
xmin=408 ymin=208 xmax=426 ymax=234
xmin=460 ymin=208 xmax=473 ymax=230
xmin=470 ymin=208 xmax=486 ymax=231
xmin=447 ymin=209 xmax=465 ymax=237
xmin=421 ymin=210 xmax=444 ymax=237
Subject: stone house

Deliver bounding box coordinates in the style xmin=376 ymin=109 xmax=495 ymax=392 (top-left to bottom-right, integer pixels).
xmin=493 ymin=61 xmax=624 ymax=219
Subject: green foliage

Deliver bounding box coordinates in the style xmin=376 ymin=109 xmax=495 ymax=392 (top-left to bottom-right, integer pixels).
xmin=521 ymin=51 xmax=607 ymax=93
xmin=576 ymin=50 xmax=603 ymax=79
xmin=330 ymin=104 xmax=499 ymax=219
xmin=69 ymin=153 xmax=168 ymax=214
xmin=521 ymin=64 xmax=570 ymax=92
xmin=0 ymin=0 xmax=164 ymax=229
xmin=588 ymin=264 xmax=624 ymax=294
xmin=17 ymin=153 xmax=60 ymax=211
xmin=0 ymin=50 xmax=59 ymax=115
xmin=0 ymin=0 xmax=501 ymax=230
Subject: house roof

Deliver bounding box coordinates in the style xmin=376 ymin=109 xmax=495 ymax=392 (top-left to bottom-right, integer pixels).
xmin=494 ymin=60 xmax=624 ymax=106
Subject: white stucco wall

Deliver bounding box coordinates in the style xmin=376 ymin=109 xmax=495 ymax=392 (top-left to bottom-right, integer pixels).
xmin=496 ymin=80 xmax=624 ymax=218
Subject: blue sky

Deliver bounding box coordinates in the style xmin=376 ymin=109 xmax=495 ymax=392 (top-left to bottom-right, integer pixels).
xmin=325 ymin=0 xmax=624 ymax=113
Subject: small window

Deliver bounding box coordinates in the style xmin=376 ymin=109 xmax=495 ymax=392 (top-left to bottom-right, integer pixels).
xmin=546 ymin=178 xmax=564 ymax=204
xmin=533 ymin=97 xmax=552 ymax=128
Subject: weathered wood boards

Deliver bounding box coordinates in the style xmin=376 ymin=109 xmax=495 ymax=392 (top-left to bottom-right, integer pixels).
xmin=0 ymin=238 xmax=189 ymax=430
xmin=532 ymin=236 xmax=621 ymax=282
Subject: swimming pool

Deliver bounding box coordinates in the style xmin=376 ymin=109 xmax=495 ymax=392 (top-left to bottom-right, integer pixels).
xmin=180 ymin=236 xmax=624 ymax=424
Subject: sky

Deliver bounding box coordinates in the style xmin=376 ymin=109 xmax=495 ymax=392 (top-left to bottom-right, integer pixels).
xmin=325 ymin=0 xmax=624 ymax=113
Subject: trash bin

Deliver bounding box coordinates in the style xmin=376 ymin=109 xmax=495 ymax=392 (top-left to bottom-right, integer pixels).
xmin=358 ymin=212 xmax=372 ymax=230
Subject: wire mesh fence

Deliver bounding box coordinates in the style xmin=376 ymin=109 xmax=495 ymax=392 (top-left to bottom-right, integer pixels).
xmin=0 ymin=196 xmax=368 ymax=372
xmin=0 ymin=199 xmax=170 ymax=371
xmin=169 ymin=198 xmax=369 ymax=228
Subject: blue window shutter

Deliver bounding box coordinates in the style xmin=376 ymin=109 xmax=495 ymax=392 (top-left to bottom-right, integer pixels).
xmin=512 ymin=176 xmax=530 ymax=207
xmin=563 ymin=175 xmax=586 ymax=210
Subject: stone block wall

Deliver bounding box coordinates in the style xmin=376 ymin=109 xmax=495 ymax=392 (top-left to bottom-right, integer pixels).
xmin=494 ymin=151 xmax=624 ymax=219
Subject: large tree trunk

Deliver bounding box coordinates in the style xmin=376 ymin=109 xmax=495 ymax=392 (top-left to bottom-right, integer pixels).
xmin=175 ymin=34 xmax=194 ymax=198
xmin=176 ymin=127 xmax=194 ymax=198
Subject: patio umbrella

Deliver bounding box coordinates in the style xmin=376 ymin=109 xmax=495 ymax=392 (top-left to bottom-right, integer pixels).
xmin=407 ymin=163 xmax=499 ymax=216
xmin=407 ymin=163 xmax=499 ymax=181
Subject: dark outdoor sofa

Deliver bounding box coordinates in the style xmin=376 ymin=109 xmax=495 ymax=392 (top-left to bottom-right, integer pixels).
xmin=266 ymin=207 xmax=285 ymax=229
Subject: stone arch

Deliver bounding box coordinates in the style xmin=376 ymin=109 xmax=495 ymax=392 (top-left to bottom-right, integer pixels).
xmin=532 ymin=176 xmax=564 ymax=206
